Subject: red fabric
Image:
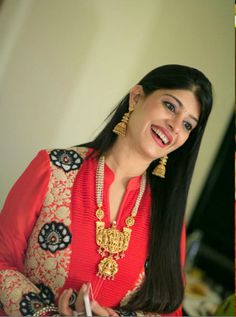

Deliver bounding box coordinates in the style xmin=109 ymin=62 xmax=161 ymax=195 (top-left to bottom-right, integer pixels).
xmin=0 ymin=149 xmax=186 ymax=316
xmin=0 ymin=151 xmax=51 ymax=273
xmin=63 ymin=155 xmax=151 ymax=307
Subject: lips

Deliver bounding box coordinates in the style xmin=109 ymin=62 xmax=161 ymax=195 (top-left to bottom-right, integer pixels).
xmin=151 ymin=125 xmax=173 ymax=147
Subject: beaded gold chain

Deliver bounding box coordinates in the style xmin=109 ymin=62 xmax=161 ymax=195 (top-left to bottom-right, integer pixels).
xmin=95 ymin=156 xmax=146 ymax=280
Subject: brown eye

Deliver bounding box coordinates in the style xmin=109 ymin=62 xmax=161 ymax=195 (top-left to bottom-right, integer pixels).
xmin=183 ymin=121 xmax=193 ymax=132
xmin=164 ymin=101 xmax=176 ymax=113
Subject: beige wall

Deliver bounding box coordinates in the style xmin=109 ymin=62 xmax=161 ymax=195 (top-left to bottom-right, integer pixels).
xmin=0 ymin=0 xmax=234 ymax=222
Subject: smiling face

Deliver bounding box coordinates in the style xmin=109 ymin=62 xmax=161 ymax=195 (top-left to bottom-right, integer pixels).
xmin=126 ymin=85 xmax=200 ymax=161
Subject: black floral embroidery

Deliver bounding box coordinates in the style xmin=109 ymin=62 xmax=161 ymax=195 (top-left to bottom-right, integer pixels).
xmin=38 ymin=221 xmax=72 ymax=253
xmin=19 ymin=284 xmax=55 ymax=316
xmin=50 ymin=149 xmax=83 ymax=172
xmin=36 ymin=283 xmax=55 ymax=305
xmin=20 ymin=292 xmax=44 ymax=316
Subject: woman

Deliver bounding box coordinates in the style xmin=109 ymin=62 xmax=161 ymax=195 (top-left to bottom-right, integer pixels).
xmin=0 ymin=64 xmax=212 ymax=316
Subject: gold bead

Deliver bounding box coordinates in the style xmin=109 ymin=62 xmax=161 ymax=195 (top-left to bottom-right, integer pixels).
xmin=126 ymin=216 xmax=135 ymax=227
xmin=96 ymin=208 xmax=104 ymax=220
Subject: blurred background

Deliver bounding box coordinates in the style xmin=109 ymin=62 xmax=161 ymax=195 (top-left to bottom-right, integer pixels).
xmin=0 ymin=0 xmax=234 ymax=315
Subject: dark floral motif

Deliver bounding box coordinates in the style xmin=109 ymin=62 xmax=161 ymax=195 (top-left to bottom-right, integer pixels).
xmin=36 ymin=283 xmax=55 ymax=306
xmin=38 ymin=221 xmax=72 ymax=253
xmin=19 ymin=284 xmax=55 ymax=316
xmin=50 ymin=149 xmax=83 ymax=172
xmin=20 ymin=292 xmax=44 ymax=316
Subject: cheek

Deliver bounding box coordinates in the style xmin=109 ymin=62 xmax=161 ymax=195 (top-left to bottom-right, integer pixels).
xmin=129 ymin=108 xmax=150 ymax=130
xmin=177 ymin=134 xmax=190 ymax=148
xmin=171 ymin=133 xmax=189 ymax=153
xmin=148 ymin=103 xmax=166 ymax=117
xmin=128 ymin=112 xmax=146 ymax=137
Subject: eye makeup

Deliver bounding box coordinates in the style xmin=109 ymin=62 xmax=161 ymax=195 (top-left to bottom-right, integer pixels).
xmin=163 ymin=93 xmax=199 ymax=125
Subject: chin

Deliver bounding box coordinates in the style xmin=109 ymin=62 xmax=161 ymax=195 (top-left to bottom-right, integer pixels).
xmin=143 ymin=148 xmax=163 ymax=162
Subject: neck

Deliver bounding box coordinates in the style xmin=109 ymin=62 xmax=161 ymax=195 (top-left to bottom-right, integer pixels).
xmin=105 ymin=137 xmax=151 ymax=182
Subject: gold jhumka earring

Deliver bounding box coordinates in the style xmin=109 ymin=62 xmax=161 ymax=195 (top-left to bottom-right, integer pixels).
xmin=112 ymin=104 xmax=134 ymax=137
xmin=152 ymin=155 xmax=168 ymax=178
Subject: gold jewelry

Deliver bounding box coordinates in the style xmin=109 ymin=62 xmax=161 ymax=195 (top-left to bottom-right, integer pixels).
xmin=32 ymin=305 xmax=58 ymax=317
xmin=112 ymin=104 xmax=134 ymax=137
xmin=152 ymin=155 xmax=168 ymax=178
xmin=95 ymin=156 xmax=146 ymax=280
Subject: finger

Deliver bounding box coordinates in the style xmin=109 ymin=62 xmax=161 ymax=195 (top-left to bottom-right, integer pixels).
xmin=58 ymin=289 xmax=73 ymax=315
xmin=105 ymin=307 xmax=119 ymax=316
xmin=58 ymin=289 xmax=67 ymax=313
xmin=58 ymin=289 xmax=73 ymax=316
xmin=75 ymin=284 xmax=87 ymax=312
xmin=91 ymin=300 xmax=109 ymax=316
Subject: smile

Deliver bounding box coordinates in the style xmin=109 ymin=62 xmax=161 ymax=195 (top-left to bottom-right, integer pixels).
xmin=151 ymin=126 xmax=172 ymax=146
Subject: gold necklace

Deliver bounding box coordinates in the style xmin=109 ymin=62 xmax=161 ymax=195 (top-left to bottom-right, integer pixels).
xmin=95 ymin=156 xmax=146 ymax=280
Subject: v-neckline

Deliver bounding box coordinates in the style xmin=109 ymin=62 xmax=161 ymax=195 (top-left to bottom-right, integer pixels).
xmin=103 ymin=162 xmax=142 ymax=226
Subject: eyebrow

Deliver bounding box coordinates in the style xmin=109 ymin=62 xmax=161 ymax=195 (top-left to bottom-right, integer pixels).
xmin=164 ymin=93 xmax=199 ymax=124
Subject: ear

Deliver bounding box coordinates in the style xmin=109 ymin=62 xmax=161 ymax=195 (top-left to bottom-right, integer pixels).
xmin=129 ymin=85 xmax=145 ymax=107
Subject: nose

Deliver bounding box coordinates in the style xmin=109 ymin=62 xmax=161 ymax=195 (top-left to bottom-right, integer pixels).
xmin=167 ymin=117 xmax=181 ymax=134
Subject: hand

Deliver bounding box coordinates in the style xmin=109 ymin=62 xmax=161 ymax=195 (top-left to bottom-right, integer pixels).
xmin=58 ymin=284 xmax=119 ymax=316
xmin=58 ymin=288 xmax=74 ymax=316
xmin=90 ymin=301 xmax=118 ymax=316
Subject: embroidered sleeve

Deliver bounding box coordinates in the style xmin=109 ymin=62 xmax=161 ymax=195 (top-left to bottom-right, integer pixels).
xmin=0 ymin=150 xmax=52 ymax=315
xmin=0 ymin=270 xmax=57 ymax=315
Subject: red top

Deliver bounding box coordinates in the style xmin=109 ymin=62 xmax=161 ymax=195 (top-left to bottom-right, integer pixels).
xmin=0 ymin=147 xmax=185 ymax=316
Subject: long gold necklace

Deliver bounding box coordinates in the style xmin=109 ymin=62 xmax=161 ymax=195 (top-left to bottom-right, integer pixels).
xmin=95 ymin=156 xmax=146 ymax=280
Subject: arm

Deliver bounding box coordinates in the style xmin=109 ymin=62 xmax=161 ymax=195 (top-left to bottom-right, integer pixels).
xmin=0 ymin=151 xmax=57 ymax=316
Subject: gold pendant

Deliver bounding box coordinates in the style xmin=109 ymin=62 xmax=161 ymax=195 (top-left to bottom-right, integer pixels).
xmin=96 ymin=221 xmax=132 ymax=279
xmin=97 ymin=256 xmax=118 ymax=279
xmin=96 ymin=221 xmax=132 ymax=254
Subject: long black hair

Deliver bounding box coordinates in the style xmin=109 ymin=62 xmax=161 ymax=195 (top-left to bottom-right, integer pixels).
xmin=81 ymin=65 xmax=213 ymax=313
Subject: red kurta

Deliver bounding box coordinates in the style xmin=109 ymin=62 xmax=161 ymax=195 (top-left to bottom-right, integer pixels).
xmin=0 ymin=147 xmax=185 ymax=316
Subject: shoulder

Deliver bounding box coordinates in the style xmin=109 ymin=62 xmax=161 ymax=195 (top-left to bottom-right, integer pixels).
xmin=44 ymin=146 xmax=91 ymax=173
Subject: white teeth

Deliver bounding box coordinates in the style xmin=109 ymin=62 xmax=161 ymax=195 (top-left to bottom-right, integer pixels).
xmin=151 ymin=127 xmax=169 ymax=144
